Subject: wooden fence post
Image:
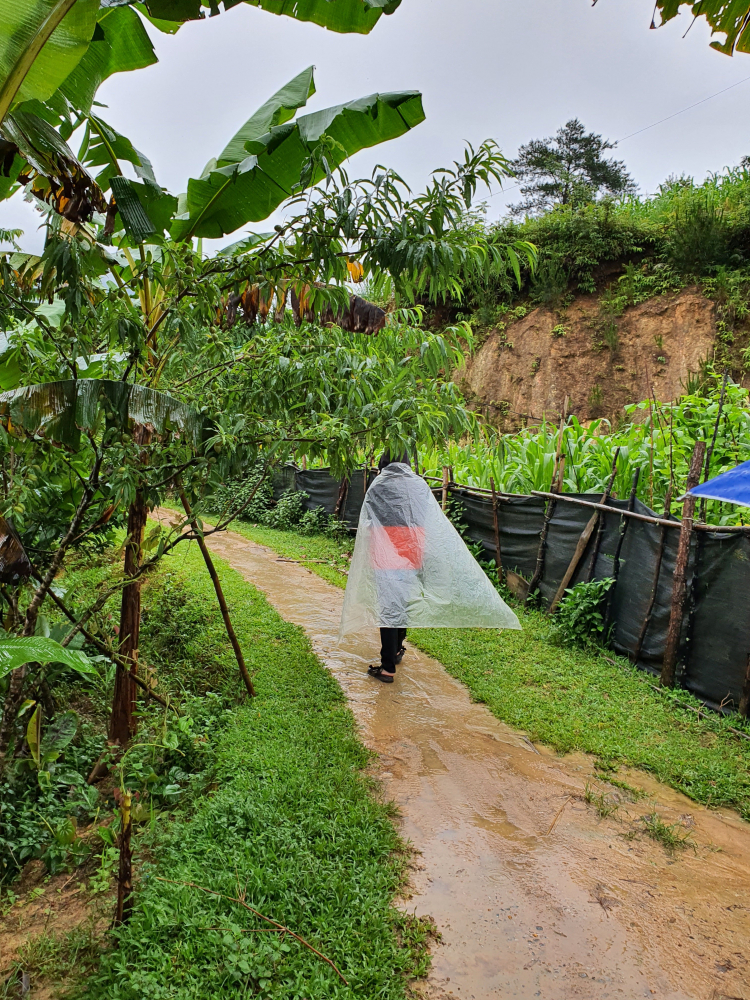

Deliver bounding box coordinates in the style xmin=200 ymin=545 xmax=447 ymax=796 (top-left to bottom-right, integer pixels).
xmin=739 ymin=654 xmax=750 ymax=718
xmin=490 ymin=476 xmax=503 ymax=583
xmin=526 ymin=497 xmax=554 ymax=604
xmin=441 ymin=466 xmax=450 ymax=511
xmin=633 ymin=488 xmax=671 ymax=663
xmin=661 ymin=441 xmax=705 ymax=688
xmin=549 ymin=448 xmax=620 ymax=613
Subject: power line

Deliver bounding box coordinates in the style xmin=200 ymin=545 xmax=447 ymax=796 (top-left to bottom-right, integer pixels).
xmin=488 ymin=73 xmax=750 ymax=202
xmin=613 ymin=73 xmax=750 ymax=144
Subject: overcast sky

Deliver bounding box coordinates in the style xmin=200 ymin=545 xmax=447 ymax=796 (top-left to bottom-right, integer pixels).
xmin=4 ymin=0 xmax=750 ymax=253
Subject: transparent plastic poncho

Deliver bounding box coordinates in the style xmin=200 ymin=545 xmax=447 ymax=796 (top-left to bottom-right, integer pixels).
xmin=339 ymin=463 xmax=521 ymax=636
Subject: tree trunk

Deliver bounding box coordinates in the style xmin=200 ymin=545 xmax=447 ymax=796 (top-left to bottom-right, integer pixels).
xmin=109 ymin=491 xmax=147 ymax=746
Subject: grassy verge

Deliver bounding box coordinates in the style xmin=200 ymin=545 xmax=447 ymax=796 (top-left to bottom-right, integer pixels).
xmin=86 ymin=541 xmax=426 ymax=999
xmin=229 ymin=522 xmax=750 ymax=822
xmin=2 ymin=541 xmax=429 ymax=999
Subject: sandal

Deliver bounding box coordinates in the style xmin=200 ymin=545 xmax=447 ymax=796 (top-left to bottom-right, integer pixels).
xmin=367 ymin=665 xmax=395 ymax=683
xmin=395 ymin=646 xmax=406 ymax=664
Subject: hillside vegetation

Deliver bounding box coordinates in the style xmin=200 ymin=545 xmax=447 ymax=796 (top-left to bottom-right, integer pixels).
xmin=454 ymin=167 xmax=750 ymax=426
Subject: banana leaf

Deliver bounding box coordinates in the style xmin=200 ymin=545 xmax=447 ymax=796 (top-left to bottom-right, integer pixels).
xmin=137 ymin=0 xmax=400 ymax=33
xmin=242 ymin=0 xmax=401 ymax=33
xmin=58 ymin=5 xmax=157 ymax=115
xmin=171 ymin=89 xmax=425 ymax=240
xmin=653 ymin=0 xmax=750 ymax=54
xmin=216 ymin=65 xmax=315 ymax=168
xmin=110 ymin=175 xmax=178 ymax=242
xmin=0 ymin=0 xmax=99 ymax=120
xmin=0 ymin=110 xmax=105 ymax=220
xmin=0 ymin=379 xmax=204 ymax=451
xmin=80 ymin=114 xmax=157 ymax=189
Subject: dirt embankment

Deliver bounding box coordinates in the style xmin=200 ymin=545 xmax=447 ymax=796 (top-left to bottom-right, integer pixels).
xmin=460 ymin=288 xmax=744 ymax=428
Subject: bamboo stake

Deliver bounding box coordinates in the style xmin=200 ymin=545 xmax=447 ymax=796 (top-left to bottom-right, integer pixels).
xmin=550 ymin=449 xmax=620 ymax=612
xmin=633 ymin=488 xmax=672 ymax=663
xmin=699 ymin=368 xmax=729 ymax=523
xmin=115 ymin=790 xmax=133 ymax=925
xmin=584 ymin=448 xmax=621 ymax=583
xmin=552 ymin=395 xmax=568 ymax=490
xmin=179 ymin=490 xmax=255 ymax=698
xmin=556 ymin=453 xmax=566 ymax=494
xmin=661 ymin=441 xmax=705 ymax=688
xmin=441 ymin=466 xmax=450 ymax=511
xmin=490 ymin=476 xmax=503 ymax=582
xmin=604 ymin=467 xmax=641 ymax=627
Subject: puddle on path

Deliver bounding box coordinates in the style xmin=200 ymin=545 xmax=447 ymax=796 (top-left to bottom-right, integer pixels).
xmin=162 ymin=517 xmax=750 ymax=1000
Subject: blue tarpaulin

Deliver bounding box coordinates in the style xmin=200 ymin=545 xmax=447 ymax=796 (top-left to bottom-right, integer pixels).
xmin=688 ymin=459 xmax=750 ymax=508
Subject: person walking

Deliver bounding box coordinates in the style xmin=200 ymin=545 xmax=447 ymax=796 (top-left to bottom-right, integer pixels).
xmin=339 ymin=451 xmax=520 ymax=682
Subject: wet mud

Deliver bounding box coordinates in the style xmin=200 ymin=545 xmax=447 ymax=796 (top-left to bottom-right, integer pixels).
xmin=169 ymin=519 xmax=750 ymax=1000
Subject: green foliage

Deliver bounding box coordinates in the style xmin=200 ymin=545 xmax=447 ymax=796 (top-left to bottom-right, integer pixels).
xmin=264 ymin=488 xmax=306 ymax=531
xmin=583 ymin=782 xmax=620 ymax=819
xmin=555 ymin=578 xmax=615 ymax=648
xmin=421 ymin=371 xmax=750 ymax=524
xmin=202 ymin=470 xmax=274 ymax=524
xmin=653 ymin=0 xmax=750 ymax=56
xmin=639 ymin=812 xmax=695 ymax=853
xmin=463 ymin=163 xmax=750 ymax=314
xmin=298 ymin=505 xmax=350 ymax=541
xmin=511 ymin=119 xmax=636 ymax=217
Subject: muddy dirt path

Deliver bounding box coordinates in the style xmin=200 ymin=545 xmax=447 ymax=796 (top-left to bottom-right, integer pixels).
xmin=173 ymin=520 xmax=750 ymax=1000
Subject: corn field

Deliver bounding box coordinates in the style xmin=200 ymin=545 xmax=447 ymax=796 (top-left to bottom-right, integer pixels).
xmin=419 ymin=377 xmax=750 ymax=524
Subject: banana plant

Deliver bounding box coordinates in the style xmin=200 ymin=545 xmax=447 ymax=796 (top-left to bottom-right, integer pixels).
xmin=83 ymin=65 xmax=425 ymax=243
xmin=0 ymin=0 xmax=405 ymax=221
xmin=0 ymin=0 xmax=401 ymax=124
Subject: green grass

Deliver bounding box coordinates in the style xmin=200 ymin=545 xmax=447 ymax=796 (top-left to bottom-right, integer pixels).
xmin=224 ymin=519 xmax=352 ymax=589
xmin=81 ymin=541 xmax=425 ymax=1000
xmin=234 ymin=524 xmax=750 ymax=822
xmin=639 ymin=812 xmax=695 ymax=854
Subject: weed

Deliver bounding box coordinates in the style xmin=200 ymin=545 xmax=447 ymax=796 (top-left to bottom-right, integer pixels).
xmin=550 ymin=323 xmax=567 ymax=338
xmin=602 ymin=320 xmax=618 ymax=351
xmin=605 ymin=777 xmax=647 ymax=801
xmin=584 ymin=783 xmax=620 ymax=819
xmin=530 ymin=356 xmax=541 ymax=375
xmin=555 ymin=577 xmax=614 ymax=648
xmin=588 ymin=383 xmax=604 ymax=412
xmin=640 ymin=812 xmax=695 ymax=854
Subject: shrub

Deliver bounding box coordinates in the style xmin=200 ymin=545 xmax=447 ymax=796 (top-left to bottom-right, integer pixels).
xmin=203 ymin=470 xmax=273 ymax=523
xmin=298 ymin=505 xmax=329 ymax=536
xmin=298 ymin=504 xmax=350 ymax=540
xmin=265 ymin=489 xmax=306 ymax=530
xmin=555 ymin=577 xmax=614 ymax=647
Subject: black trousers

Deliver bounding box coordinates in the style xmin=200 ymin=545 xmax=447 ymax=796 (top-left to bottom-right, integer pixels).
xmin=380 ymin=627 xmax=407 ymax=671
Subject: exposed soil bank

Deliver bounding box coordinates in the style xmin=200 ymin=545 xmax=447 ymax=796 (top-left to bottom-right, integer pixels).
xmin=169 ymin=518 xmax=750 ymax=1000
xmin=461 ymin=288 xmax=726 ymax=428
